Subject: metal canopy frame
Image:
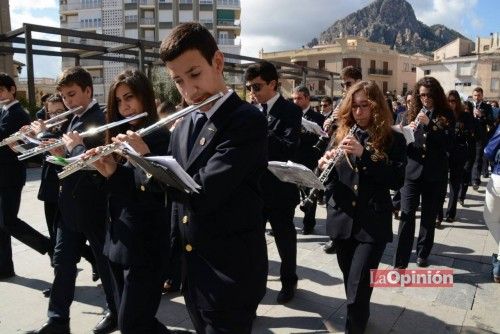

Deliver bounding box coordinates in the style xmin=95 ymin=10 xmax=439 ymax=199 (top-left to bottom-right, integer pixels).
xmin=0 ymin=23 xmax=339 ymax=106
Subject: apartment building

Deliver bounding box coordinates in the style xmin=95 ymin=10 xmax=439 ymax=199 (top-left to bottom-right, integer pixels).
xmin=59 ymin=0 xmax=241 ymax=103
xmin=417 ymin=34 xmax=500 ymax=100
xmin=261 ymin=36 xmax=430 ymax=98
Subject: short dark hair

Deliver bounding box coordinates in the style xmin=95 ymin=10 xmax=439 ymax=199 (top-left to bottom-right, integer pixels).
xmin=244 ymin=61 xmax=279 ymax=91
xmin=473 ymin=87 xmax=483 ymax=94
xmin=46 ymin=93 xmax=65 ymax=105
xmin=41 ymin=93 xmax=52 ymax=103
xmin=341 ymin=66 xmax=362 ymax=81
xmin=321 ymin=96 xmax=333 ymax=105
xmin=56 ymin=67 xmax=93 ymax=97
xmin=294 ymin=85 xmax=310 ymax=97
xmin=159 ymin=22 xmax=218 ymax=65
xmin=0 ymin=73 xmax=16 ymax=97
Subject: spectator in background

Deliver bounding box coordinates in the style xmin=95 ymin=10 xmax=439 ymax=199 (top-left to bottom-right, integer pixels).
xmin=35 ymin=93 xmax=52 ymax=120
xmin=483 ymin=123 xmax=500 ymax=283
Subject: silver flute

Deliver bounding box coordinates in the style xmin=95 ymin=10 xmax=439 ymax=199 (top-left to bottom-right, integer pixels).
xmin=18 ymin=112 xmax=148 ymax=161
xmin=0 ymin=106 xmax=83 ymax=148
xmin=58 ymin=92 xmax=224 ymax=179
xmin=300 ymin=124 xmax=359 ymax=212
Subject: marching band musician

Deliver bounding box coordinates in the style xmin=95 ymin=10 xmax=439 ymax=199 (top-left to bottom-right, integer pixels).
xmin=244 ymin=61 xmax=302 ymax=304
xmin=292 ymin=85 xmax=325 ymax=235
xmin=318 ymin=80 xmax=406 ymax=334
xmin=85 ymin=69 xmax=173 ymax=333
xmin=0 ymin=73 xmax=52 ymax=280
xmin=442 ymin=90 xmax=475 ymax=223
xmin=126 ymin=23 xmax=268 ymax=333
xmin=29 ymin=67 xmax=117 ymax=334
xmin=29 ymin=94 xmax=98 ymax=296
xmin=393 ymin=76 xmax=454 ymax=269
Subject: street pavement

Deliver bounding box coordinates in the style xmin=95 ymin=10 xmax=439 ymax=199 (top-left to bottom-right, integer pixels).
xmin=0 ymin=168 xmax=499 ymax=334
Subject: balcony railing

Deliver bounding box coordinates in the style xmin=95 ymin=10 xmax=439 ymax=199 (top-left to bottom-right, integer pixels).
xmin=67 ymin=38 xmax=103 ymax=46
xmin=217 ymin=19 xmax=240 ymax=27
xmin=141 ymin=35 xmax=156 ymax=41
xmin=368 ymin=68 xmax=393 ymax=76
xmin=125 ymin=16 xmax=138 ymax=23
xmin=61 ymin=1 xmax=102 ymax=11
xmin=140 ymin=18 xmax=155 ymax=25
xmin=218 ymin=38 xmax=240 ymax=46
xmin=80 ymin=59 xmax=103 ymax=67
xmin=217 ymin=0 xmax=240 ymax=7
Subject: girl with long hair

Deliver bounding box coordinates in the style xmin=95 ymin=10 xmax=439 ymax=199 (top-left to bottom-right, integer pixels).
xmin=393 ymin=76 xmax=454 ymax=268
xmin=90 ymin=69 xmax=172 ymax=333
xmin=319 ymin=81 xmax=406 ymax=333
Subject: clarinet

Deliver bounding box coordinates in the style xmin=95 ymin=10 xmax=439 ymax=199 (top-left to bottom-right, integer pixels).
xmin=300 ymin=124 xmax=358 ymax=212
xmin=413 ymin=106 xmax=430 ymax=131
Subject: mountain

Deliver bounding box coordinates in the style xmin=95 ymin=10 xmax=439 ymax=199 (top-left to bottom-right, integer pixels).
xmin=311 ymin=0 xmax=467 ymax=54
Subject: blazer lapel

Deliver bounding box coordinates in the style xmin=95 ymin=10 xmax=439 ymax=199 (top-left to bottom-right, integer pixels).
xmin=186 ymin=119 xmax=218 ymax=169
xmin=175 ymin=117 xmax=191 ymax=168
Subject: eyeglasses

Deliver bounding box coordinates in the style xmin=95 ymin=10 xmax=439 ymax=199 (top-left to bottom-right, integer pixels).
xmin=245 ymin=83 xmax=263 ymax=92
xmin=351 ymin=102 xmax=371 ymax=111
xmin=418 ymin=93 xmax=432 ymax=98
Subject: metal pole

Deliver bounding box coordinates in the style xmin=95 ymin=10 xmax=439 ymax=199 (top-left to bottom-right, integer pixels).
xmin=330 ymin=73 xmax=334 ymax=97
xmin=241 ymin=73 xmax=246 ymax=101
xmin=24 ymin=24 xmax=36 ymax=108
xmin=302 ymin=67 xmax=307 ymax=86
xmin=75 ymin=56 xmax=80 ymax=66
xmin=138 ymin=43 xmax=144 ymax=73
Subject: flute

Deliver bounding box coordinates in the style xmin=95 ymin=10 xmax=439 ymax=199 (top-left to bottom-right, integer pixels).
xmin=17 ymin=112 xmax=148 ymax=161
xmin=0 ymin=106 xmax=82 ymax=148
xmin=57 ymin=92 xmax=224 ymax=179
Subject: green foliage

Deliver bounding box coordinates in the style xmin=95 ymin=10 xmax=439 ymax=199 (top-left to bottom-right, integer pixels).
xmin=18 ymin=96 xmax=39 ymax=119
xmin=150 ymin=66 xmax=182 ymax=106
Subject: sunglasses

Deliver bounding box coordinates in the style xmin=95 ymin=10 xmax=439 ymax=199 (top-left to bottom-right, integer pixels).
xmin=340 ymin=81 xmax=353 ymax=89
xmin=418 ymin=93 xmax=432 ymax=98
xmin=245 ymin=83 xmax=263 ymax=92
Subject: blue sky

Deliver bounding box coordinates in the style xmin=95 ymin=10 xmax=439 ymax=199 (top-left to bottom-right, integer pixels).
xmin=8 ymin=0 xmax=500 ymax=79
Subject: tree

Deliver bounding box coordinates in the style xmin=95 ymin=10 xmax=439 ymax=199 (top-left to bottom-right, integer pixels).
xmin=150 ymin=66 xmax=181 ymax=106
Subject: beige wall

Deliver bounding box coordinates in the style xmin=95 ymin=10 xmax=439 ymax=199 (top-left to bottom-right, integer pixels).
xmin=262 ymin=36 xmax=430 ymax=99
xmin=417 ymin=55 xmax=500 ymax=100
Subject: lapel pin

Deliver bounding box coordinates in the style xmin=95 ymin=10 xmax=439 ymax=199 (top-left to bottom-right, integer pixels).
xmin=199 ymin=137 xmax=206 ymax=146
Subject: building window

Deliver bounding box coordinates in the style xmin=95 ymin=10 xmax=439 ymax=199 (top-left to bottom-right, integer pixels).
xmin=492 ymin=62 xmax=500 ymax=71
xmin=342 ymin=58 xmax=361 ymax=70
xmin=483 ymin=45 xmax=490 ymax=51
xmin=370 ymin=60 xmax=375 ymax=70
xmin=403 ymin=63 xmax=409 ymax=71
xmin=318 ymin=60 xmax=325 ymax=70
xmin=179 ymin=0 xmax=192 ymax=3
xmin=402 ymin=83 xmax=408 ymax=95
xmin=424 ymin=69 xmax=431 ymax=75
xmin=491 ymin=79 xmax=499 ymax=91
xmin=382 ymin=81 xmax=388 ymax=93
xmin=199 ymin=0 xmax=213 ymax=3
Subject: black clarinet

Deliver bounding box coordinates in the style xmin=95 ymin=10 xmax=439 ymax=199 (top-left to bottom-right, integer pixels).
xmin=300 ymin=124 xmax=358 ymax=212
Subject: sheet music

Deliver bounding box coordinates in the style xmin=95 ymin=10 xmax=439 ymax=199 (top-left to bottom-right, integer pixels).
xmin=302 ymin=118 xmax=328 ymax=137
xmin=119 ymin=143 xmax=200 ymax=194
xmin=145 ymin=156 xmax=201 ymax=193
xmin=392 ymin=125 xmax=415 ymax=144
xmin=268 ymin=160 xmax=325 ymax=190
